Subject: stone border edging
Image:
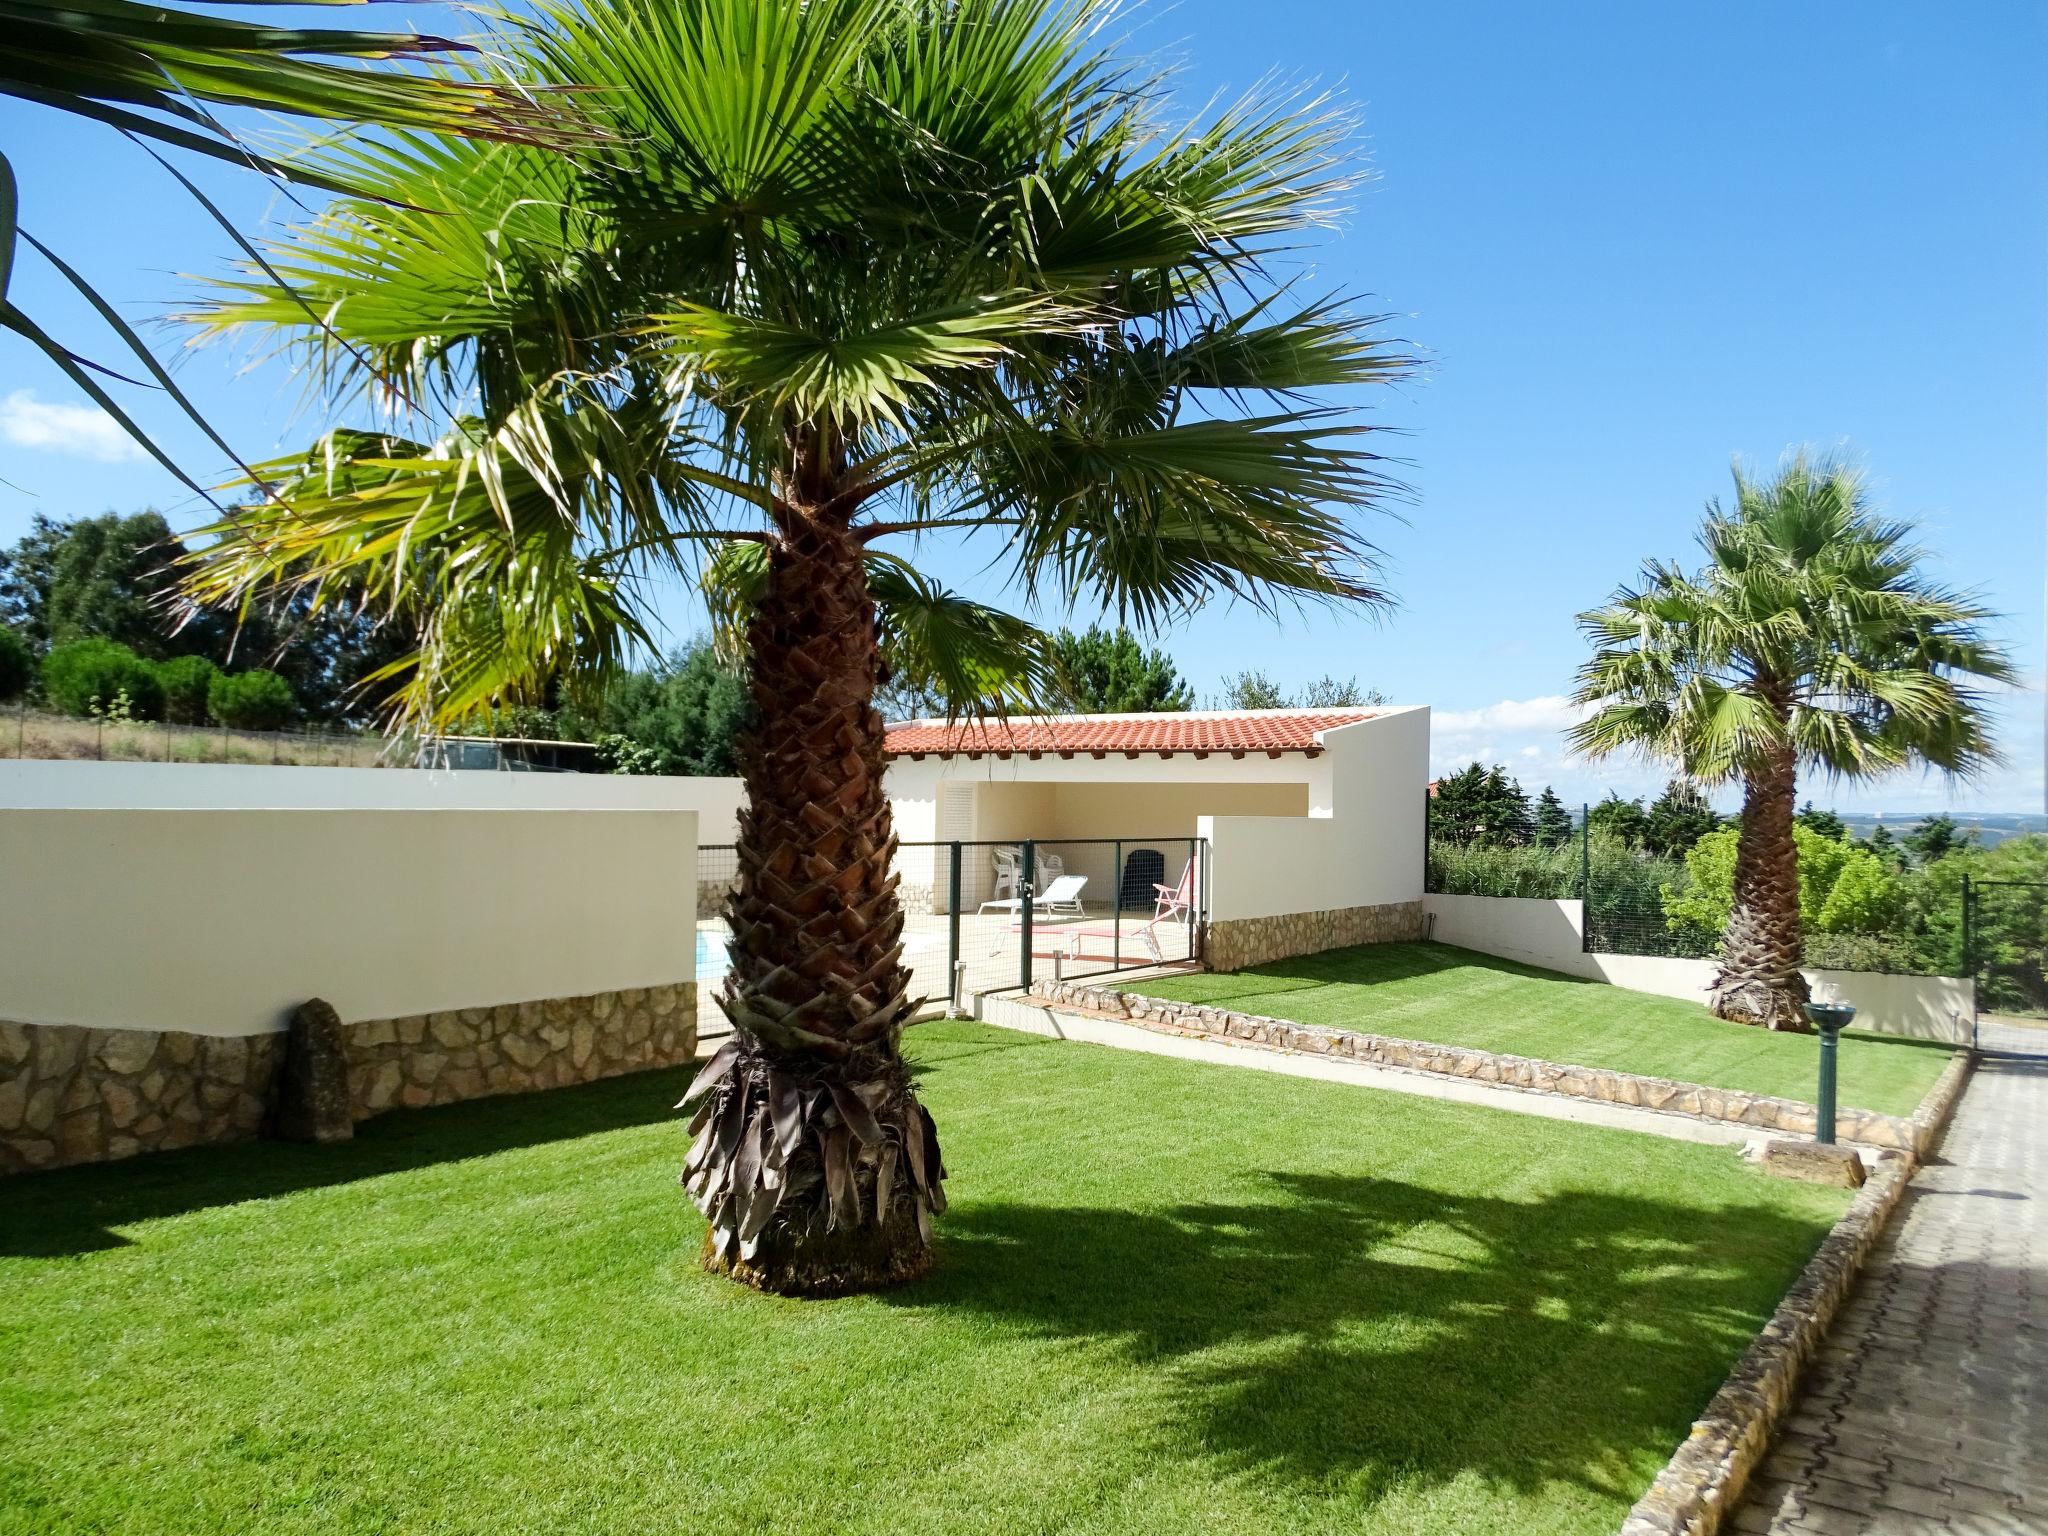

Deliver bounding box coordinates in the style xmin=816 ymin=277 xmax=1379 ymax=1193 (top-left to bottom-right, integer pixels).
xmin=1033 ymin=980 xmax=1947 ymax=1154
xmin=1905 ymin=1046 xmax=1975 ymax=1158
xmin=1617 ymin=1152 xmax=1913 ymax=1536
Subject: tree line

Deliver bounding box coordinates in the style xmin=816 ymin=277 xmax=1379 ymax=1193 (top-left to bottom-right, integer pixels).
xmin=0 ymin=517 xmax=1381 ymax=762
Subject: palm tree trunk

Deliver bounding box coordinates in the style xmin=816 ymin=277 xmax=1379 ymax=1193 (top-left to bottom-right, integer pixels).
xmin=1711 ymin=741 xmax=1812 ymax=1031
xmin=682 ymin=508 xmax=944 ymax=1296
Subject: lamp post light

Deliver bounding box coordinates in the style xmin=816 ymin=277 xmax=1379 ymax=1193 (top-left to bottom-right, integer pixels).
xmin=1802 ymin=1001 xmax=1857 ymax=1145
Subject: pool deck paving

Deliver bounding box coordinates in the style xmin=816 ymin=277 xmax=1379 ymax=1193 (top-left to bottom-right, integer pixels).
xmin=1730 ymin=1019 xmax=2047 ymax=1536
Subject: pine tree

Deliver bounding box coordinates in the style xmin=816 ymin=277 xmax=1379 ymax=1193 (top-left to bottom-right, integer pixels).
xmin=1585 ymin=793 xmax=1648 ymax=849
xmin=1904 ymin=814 xmax=1971 ymax=865
xmin=1794 ymin=801 xmax=1849 ymax=841
xmin=1533 ymin=787 xmax=1574 ymax=848
xmin=1643 ymin=779 xmax=1721 ymax=857
xmin=1479 ymin=766 xmax=1533 ymax=846
xmin=1051 ymin=626 xmax=1193 ymax=712
xmin=1429 ymin=763 xmax=1490 ymax=845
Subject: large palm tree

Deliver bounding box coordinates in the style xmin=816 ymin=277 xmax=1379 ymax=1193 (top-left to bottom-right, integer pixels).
xmin=1570 ymin=453 xmax=2012 ymax=1031
xmin=177 ymin=0 xmax=1413 ymax=1293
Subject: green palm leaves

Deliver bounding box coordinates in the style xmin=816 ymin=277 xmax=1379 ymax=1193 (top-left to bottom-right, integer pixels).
xmin=3 ymin=0 xmax=594 ymax=489
xmin=5 ymin=0 xmax=579 ymax=172
xmin=180 ymin=0 xmax=1413 ymax=723
xmin=1569 ymin=452 xmax=2015 ymax=784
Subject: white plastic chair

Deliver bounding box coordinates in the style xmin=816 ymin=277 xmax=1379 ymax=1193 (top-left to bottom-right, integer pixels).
xmin=990 ymin=846 xmax=1021 ymax=903
xmin=979 ymin=873 xmax=1087 ymax=918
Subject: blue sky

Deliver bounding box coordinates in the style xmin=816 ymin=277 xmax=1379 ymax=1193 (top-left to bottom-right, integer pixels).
xmin=3 ymin=0 xmax=2042 ymax=812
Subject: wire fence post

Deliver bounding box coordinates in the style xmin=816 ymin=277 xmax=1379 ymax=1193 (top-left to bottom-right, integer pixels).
xmin=1960 ymin=873 xmax=1975 ymax=1048
xmin=1019 ymin=840 xmax=1036 ymax=991
xmin=946 ymin=841 xmax=962 ymax=1015
xmin=1112 ymin=839 xmax=1123 ymax=972
xmin=1579 ymin=803 xmax=1592 ymax=951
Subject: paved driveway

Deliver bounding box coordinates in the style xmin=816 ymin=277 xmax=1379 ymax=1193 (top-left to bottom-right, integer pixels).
xmin=1732 ymin=1034 xmax=2046 ymax=1534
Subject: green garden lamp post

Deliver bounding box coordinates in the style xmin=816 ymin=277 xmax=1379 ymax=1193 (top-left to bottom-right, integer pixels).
xmin=1801 ymin=1001 xmax=1857 ymax=1144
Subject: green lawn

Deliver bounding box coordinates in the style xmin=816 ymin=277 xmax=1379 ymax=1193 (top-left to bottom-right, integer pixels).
xmin=1 ymin=1021 xmax=1850 ymax=1536
xmin=1128 ymin=942 xmax=1954 ymax=1116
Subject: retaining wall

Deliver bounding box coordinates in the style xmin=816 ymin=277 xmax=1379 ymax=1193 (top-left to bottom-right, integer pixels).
xmin=0 ymin=763 xmax=716 ymax=1174
xmin=2 ymin=984 xmax=695 ymax=1174
xmin=1423 ymin=893 xmax=1973 ymax=1042
xmin=1034 ymin=977 xmax=1965 ymax=1157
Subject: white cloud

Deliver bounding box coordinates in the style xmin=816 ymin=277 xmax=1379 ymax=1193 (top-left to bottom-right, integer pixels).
xmin=0 ymin=390 xmax=143 ymax=463
xmin=1431 ymin=695 xmax=1584 ymax=738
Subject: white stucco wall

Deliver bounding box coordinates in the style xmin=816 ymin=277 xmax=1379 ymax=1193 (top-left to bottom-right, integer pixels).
xmin=1422 ymin=892 xmax=1974 ymax=1042
xmin=0 ymin=762 xmax=720 ymax=1037
xmin=1200 ymin=707 xmax=1430 ymax=922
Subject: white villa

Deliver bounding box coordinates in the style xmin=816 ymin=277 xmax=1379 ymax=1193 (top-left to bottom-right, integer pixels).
xmin=880 ymin=706 xmax=1431 ymax=968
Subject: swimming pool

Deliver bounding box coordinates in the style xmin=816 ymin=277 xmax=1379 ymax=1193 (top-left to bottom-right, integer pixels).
xmin=695 ymin=929 xmax=731 ymax=980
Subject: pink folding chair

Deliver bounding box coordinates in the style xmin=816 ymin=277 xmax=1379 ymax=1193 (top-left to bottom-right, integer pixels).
xmin=1132 ymin=860 xmax=1197 ymax=961
xmin=1151 ymin=861 xmax=1196 ymax=925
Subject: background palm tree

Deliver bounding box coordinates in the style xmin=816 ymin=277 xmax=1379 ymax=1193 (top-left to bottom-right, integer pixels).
xmin=1570 ymin=452 xmax=2012 ymax=1030
xmin=177 ymin=0 xmax=1414 ymax=1293
xmin=3 ymin=0 xmax=586 ymax=488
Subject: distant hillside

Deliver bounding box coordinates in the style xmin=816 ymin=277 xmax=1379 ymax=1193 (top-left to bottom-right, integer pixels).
xmin=1837 ymin=812 xmax=2047 ymax=849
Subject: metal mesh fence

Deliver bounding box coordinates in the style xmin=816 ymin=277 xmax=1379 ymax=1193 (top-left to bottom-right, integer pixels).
xmin=1580 ymin=872 xmax=1957 ymax=976
xmin=1581 ymin=893 xmax=1720 ymax=961
xmin=1427 ymin=815 xmax=1961 ymax=978
xmin=695 ymin=836 xmax=1206 ymax=1013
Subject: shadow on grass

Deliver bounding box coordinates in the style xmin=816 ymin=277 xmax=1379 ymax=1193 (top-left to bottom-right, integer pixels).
xmin=0 ymin=1064 xmax=696 ymax=1258
xmin=895 ymin=1169 xmax=1833 ymax=1507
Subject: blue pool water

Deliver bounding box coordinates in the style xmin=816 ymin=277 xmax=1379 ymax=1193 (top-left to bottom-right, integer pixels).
xmin=695 ymin=929 xmax=731 ymax=980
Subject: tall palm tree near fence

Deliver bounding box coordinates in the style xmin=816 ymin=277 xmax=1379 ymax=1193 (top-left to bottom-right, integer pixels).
xmin=1569 ymin=453 xmax=2011 ymax=1031
xmin=177 ymin=0 xmax=1414 ymax=1293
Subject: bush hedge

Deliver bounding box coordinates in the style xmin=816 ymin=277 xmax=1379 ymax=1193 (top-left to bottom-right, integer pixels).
xmin=0 ymin=626 xmax=31 ymax=702
xmin=154 ymin=655 xmax=221 ymax=725
xmin=41 ymin=638 xmax=165 ymax=720
xmin=207 ymin=668 xmax=298 ymax=730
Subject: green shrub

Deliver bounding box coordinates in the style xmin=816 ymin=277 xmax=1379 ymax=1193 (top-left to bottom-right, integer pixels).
xmin=154 ymin=655 xmax=221 ymax=724
xmin=41 ymin=637 xmax=165 ymax=720
xmin=1802 ymin=931 xmax=1926 ymax=974
xmin=594 ymin=732 xmax=665 ymax=775
xmin=0 ymin=625 xmax=31 ymax=701
xmin=1427 ymin=833 xmax=1685 ymax=904
xmin=1663 ymin=824 xmax=1905 ymax=941
xmin=208 ymin=668 xmax=298 ymax=730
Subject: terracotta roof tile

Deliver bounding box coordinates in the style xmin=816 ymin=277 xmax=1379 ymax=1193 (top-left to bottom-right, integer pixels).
xmin=883 ymin=709 xmax=1380 ymax=756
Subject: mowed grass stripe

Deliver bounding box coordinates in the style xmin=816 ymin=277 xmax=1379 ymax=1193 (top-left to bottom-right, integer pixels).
xmin=1126 ymin=942 xmax=1953 ymax=1116
xmin=1 ymin=1021 xmax=1849 ymax=1536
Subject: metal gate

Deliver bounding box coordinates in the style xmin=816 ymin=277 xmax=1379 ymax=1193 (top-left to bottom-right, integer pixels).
xmin=695 ymin=836 xmax=1209 ymax=1015
xmin=1963 ymin=876 xmax=2048 ymax=1057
